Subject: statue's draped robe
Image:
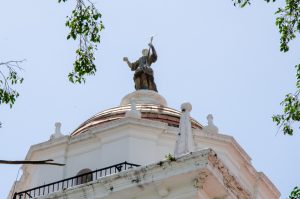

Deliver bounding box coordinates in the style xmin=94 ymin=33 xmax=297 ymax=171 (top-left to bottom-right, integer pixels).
xmin=130 ymin=51 xmax=157 ymax=92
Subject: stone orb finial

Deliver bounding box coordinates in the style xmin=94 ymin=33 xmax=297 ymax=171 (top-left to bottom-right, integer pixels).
xmin=181 ymin=102 xmax=192 ymax=112
xmin=50 ymin=122 xmax=63 ymax=140
xmin=55 ymin=122 xmax=61 ymax=133
xmin=130 ymin=99 xmax=137 ymax=111
xmin=207 ymin=114 xmax=214 ymax=125
xmin=204 ymin=114 xmax=219 ymax=134
xmin=174 ymin=102 xmax=195 ymax=158
xmin=125 ymin=99 xmax=141 ymax=119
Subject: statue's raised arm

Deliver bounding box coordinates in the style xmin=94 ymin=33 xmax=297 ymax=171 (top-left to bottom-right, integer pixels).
xmin=123 ymin=40 xmax=158 ymax=92
xmin=147 ymin=43 xmax=157 ymax=65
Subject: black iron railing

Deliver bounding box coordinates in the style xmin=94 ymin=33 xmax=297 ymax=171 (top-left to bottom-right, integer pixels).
xmin=13 ymin=162 xmax=140 ymax=199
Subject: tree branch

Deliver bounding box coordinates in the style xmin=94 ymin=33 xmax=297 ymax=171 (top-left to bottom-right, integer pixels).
xmin=0 ymin=60 xmax=25 ymax=107
xmin=0 ymin=159 xmax=65 ymax=166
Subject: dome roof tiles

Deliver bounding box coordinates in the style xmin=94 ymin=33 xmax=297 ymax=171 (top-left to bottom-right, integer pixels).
xmin=71 ymin=104 xmax=202 ymax=136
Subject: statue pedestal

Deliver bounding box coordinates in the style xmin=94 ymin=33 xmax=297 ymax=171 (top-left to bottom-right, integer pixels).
xmin=120 ymin=90 xmax=167 ymax=106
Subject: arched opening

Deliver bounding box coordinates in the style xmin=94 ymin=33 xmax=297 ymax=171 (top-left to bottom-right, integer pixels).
xmin=76 ymin=168 xmax=93 ymax=185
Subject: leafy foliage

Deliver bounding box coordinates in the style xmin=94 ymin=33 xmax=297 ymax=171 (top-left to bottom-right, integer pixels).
xmin=232 ymin=0 xmax=250 ymax=8
xmin=0 ymin=1 xmax=103 ymax=110
xmin=275 ymin=0 xmax=300 ymax=53
xmin=290 ymin=187 xmax=300 ymax=199
xmin=272 ymin=0 xmax=300 ymax=135
xmin=272 ymin=1 xmax=300 ymax=135
xmin=0 ymin=61 xmax=24 ymax=108
xmin=233 ymin=0 xmax=300 ymax=196
xmin=273 ymin=65 xmax=300 ymax=135
xmin=231 ymin=0 xmax=276 ymax=8
xmin=234 ymin=0 xmax=300 ymax=136
xmin=58 ymin=0 xmax=104 ymax=83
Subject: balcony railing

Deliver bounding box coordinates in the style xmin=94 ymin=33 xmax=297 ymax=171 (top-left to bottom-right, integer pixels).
xmin=13 ymin=161 xmax=140 ymax=199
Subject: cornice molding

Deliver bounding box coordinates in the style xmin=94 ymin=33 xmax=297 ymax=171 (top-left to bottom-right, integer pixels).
xmin=208 ymin=153 xmax=253 ymax=199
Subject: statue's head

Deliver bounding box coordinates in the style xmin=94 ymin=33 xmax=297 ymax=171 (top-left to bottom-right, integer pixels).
xmin=142 ymin=49 xmax=149 ymax=56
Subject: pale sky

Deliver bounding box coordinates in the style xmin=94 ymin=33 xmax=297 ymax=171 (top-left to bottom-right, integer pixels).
xmin=1 ymin=0 xmax=299 ymax=198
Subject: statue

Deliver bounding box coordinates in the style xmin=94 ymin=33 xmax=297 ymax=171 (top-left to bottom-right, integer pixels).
xmin=123 ymin=37 xmax=158 ymax=92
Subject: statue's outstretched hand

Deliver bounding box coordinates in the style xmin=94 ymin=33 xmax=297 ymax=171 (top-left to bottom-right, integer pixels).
xmin=148 ymin=43 xmax=153 ymax=48
xmin=123 ymin=57 xmax=128 ymax=62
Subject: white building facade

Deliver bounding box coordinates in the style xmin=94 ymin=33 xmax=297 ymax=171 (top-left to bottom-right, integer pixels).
xmin=9 ymin=90 xmax=280 ymax=199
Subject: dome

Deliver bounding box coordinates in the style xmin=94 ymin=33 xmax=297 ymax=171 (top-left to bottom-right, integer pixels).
xmin=71 ymin=91 xmax=202 ymax=136
xmin=71 ymin=104 xmax=202 ymax=136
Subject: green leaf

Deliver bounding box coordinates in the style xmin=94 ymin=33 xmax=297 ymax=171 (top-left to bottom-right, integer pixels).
xmin=59 ymin=0 xmax=104 ymax=84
